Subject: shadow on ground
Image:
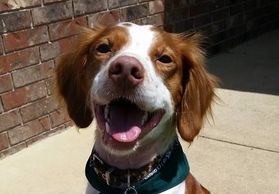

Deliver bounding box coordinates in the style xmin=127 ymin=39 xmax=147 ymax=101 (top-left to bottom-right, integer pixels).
xmin=207 ymin=30 xmax=279 ymax=95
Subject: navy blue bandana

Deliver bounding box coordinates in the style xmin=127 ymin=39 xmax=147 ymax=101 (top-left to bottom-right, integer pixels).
xmin=85 ymin=140 xmax=190 ymax=194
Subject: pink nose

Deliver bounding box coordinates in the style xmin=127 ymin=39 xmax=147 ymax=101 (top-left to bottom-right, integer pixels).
xmin=109 ymin=56 xmax=144 ymax=88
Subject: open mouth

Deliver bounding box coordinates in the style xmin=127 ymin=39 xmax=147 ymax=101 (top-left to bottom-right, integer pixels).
xmin=94 ymin=98 xmax=165 ymax=143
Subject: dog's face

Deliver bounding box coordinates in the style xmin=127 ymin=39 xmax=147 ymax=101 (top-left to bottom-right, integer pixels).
xmin=56 ymin=22 xmax=216 ymax=155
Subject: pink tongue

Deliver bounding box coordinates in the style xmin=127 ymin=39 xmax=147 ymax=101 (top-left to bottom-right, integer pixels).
xmin=112 ymin=126 xmax=141 ymax=142
xmin=109 ymin=100 xmax=144 ymax=142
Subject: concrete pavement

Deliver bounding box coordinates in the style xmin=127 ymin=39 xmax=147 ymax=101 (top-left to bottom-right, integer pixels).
xmin=1 ymin=30 xmax=279 ymax=194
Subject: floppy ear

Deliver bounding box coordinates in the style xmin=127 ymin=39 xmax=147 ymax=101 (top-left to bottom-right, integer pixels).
xmin=177 ymin=33 xmax=218 ymax=142
xmin=55 ymin=28 xmax=101 ymax=128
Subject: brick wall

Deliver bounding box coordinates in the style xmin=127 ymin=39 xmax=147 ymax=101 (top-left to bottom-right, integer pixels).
xmin=0 ymin=0 xmax=164 ymax=158
xmin=164 ymin=0 xmax=279 ymax=55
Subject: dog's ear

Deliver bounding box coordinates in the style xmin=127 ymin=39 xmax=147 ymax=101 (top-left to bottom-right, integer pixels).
xmin=177 ymin=33 xmax=218 ymax=142
xmin=55 ymin=27 xmax=102 ymax=128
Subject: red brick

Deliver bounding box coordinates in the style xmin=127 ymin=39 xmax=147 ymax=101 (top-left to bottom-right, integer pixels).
xmin=121 ymin=4 xmax=149 ymax=21
xmin=88 ymin=10 xmax=122 ymax=28
xmin=0 ymin=98 xmax=3 ymax=113
xmin=3 ymin=26 xmax=49 ymax=52
xmin=26 ymin=133 xmax=45 ymax=146
xmin=133 ymin=15 xmax=162 ymax=26
xmin=44 ymin=0 xmax=65 ymax=4
xmin=0 ymin=142 xmax=26 ymax=159
xmin=0 ymin=0 xmax=41 ymax=12
xmin=57 ymin=36 xmax=79 ymax=55
xmin=0 ymin=132 xmax=9 ymax=151
xmin=0 ymin=110 xmax=21 ymax=132
xmin=40 ymin=42 xmax=61 ymax=61
xmin=25 ymin=120 xmax=64 ymax=146
xmin=20 ymin=97 xmax=58 ymax=122
xmin=12 ymin=60 xmax=54 ymax=88
xmin=108 ymin=0 xmax=137 ymax=9
xmin=0 ymin=37 xmax=3 ymax=55
xmin=49 ymin=124 xmax=67 ymax=136
xmin=64 ymin=121 xmax=74 ymax=128
xmin=8 ymin=118 xmax=50 ymax=145
xmin=0 ymin=11 xmax=32 ymax=33
xmin=2 ymin=81 xmax=47 ymax=110
xmin=45 ymin=77 xmax=54 ymax=95
xmin=0 ymin=47 xmax=40 ymax=74
xmin=32 ymin=2 xmax=73 ymax=26
xmin=73 ymin=0 xmax=107 ymax=16
xmin=50 ymin=109 xmax=70 ymax=127
xmin=14 ymin=116 xmax=51 ymax=146
xmin=39 ymin=116 xmax=51 ymax=130
xmin=145 ymin=13 xmax=164 ymax=26
xmin=0 ymin=74 xmax=12 ymax=93
xmin=149 ymin=0 xmax=164 ymax=14
xmin=48 ymin=17 xmax=88 ymax=41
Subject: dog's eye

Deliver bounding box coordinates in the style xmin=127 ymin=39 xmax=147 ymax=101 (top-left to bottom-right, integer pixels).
xmin=157 ymin=55 xmax=173 ymax=64
xmin=96 ymin=43 xmax=111 ymax=53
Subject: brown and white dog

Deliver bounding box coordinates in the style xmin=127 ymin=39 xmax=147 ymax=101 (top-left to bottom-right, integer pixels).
xmin=56 ymin=22 xmax=217 ymax=194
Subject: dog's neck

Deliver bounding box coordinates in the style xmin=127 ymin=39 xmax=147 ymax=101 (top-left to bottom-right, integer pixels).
xmin=93 ymin=122 xmax=177 ymax=169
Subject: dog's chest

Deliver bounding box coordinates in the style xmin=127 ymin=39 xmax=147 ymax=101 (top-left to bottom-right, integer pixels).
xmin=86 ymin=182 xmax=186 ymax=194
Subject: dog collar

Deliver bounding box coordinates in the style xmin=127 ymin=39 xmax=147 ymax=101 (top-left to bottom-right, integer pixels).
xmin=85 ymin=140 xmax=190 ymax=194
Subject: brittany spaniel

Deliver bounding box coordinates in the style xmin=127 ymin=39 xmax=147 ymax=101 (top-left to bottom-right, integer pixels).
xmin=56 ymin=22 xmax=217 ymax=194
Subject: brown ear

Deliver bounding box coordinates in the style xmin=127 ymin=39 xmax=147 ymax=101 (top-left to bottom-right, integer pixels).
xmin=177 ymin=33 xmax=218 ymax=142
xmin=55 ymin=28 xmax=101 ymax=128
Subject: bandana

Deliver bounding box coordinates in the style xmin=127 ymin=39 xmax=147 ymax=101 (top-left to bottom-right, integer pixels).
xmin=85 ymin=140 xmax=189 ymax=194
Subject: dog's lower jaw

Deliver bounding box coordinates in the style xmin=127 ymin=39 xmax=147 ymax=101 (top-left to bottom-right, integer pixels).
xmin=93 ymin=119 xmax=177 ymax=169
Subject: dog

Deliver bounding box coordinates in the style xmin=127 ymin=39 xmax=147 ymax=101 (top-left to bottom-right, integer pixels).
xmin=55 ymin=22 xmax=217 ymax=194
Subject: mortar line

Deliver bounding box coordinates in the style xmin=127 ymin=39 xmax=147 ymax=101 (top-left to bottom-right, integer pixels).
xmin=200 ymin=136 xmax=279 ymax=154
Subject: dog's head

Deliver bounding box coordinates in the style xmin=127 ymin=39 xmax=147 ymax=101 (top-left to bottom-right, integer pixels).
xmin=56 ymin=22 xmax=217 ymax=153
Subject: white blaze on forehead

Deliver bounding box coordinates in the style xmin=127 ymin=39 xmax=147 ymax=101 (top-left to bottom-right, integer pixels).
xmin=117 ymin=22 xmax=155 ymax=61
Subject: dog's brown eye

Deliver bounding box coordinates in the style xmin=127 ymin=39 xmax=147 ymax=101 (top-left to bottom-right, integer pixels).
xmin=96 ymin=43 xmax=111 ymax=53
xmin=157 ymin=55 xmax=173 ymax=64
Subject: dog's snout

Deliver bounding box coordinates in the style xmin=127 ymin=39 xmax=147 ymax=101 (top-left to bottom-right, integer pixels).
xmin=109 ymin=56 xmax=144 ymax=87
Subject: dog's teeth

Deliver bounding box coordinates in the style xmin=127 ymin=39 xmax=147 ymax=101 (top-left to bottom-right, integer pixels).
xmin=104 ymin=105 xmax=109 ymax=121
xmin=105 ymin=122 xmax=110 ymax=133
xmin=141 ymin=112 xmax=148 ymax=125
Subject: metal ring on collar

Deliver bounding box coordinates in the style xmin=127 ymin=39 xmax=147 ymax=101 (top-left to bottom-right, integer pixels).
xmin=124 ymin=186 xmax=137 ymax=194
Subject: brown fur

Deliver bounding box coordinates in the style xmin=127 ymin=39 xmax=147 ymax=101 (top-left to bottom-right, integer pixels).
xmin=149 ymin=29 xmax=218 ymax=142
xmin=185 ymin=173 xmax=211 ymax=194
xmin=176 ymin=33 xmax=218 ymax=142
xmin=55 ymin=26 xmax=129 ymax=128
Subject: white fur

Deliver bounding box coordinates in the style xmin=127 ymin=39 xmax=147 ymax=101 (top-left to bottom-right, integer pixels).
xmin=85 ymin=182 xmax=186 ymax=194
